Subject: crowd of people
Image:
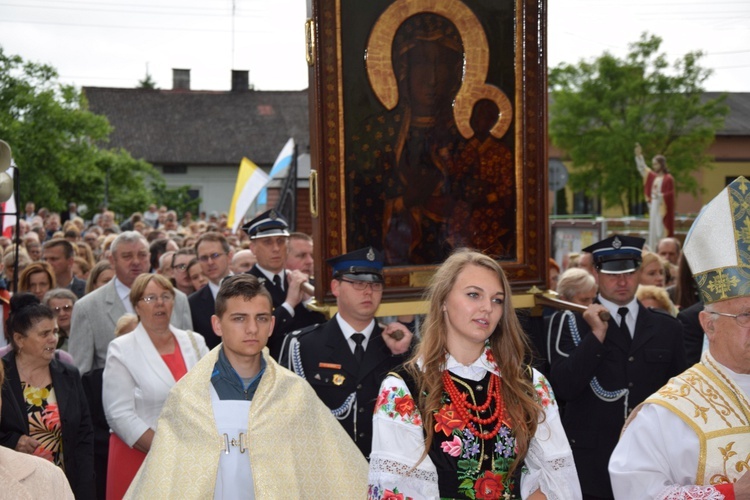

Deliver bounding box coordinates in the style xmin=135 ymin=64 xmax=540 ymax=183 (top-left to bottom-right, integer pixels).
xmin=0 ymin=182 xmax=746 ymax=500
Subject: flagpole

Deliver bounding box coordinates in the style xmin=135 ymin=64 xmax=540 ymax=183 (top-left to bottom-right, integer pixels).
xmin=274 ymin=142 xmax=299 ymax=231
xmin=291 ymin=143 xmax=298 ymax=230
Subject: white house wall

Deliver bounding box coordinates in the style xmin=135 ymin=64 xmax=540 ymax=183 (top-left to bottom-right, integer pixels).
xmin=156 ymin=164 xmax=238 ymax=216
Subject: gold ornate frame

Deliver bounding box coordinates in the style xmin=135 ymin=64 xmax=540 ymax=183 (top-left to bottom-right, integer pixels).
xmin=306 ymin=0 xmax=548 ymax=304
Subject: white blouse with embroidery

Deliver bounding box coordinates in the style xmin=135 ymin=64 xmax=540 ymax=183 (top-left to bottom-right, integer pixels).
xmin=367 ymin=349 xmax=582 ymax=499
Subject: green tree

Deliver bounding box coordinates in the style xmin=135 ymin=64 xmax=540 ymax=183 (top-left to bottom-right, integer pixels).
xmin=137 ymin=72 xmax=158 ymax=89
xmin=0 ymin=46 xmax=164 ymax=216
xmin=95 ymin=148 xmax=160 ymax=217
xmin=549 ymin=33 xmax=729 ymax=213
xmin=151 ymin=180 xmax=201 ymax=218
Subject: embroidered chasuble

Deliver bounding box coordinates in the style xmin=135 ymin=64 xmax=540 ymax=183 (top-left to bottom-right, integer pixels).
xmin=125 ymin=346 xmax=369 ymax=498
xmin=641 ymin=351 xmax=750 ymax=486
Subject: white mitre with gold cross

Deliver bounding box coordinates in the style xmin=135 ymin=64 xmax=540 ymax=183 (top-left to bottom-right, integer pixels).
xmin=683 ymin=176 xmax=750 ymax=304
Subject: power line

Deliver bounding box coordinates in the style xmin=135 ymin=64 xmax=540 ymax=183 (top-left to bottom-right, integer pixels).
xmin=2 ymin=0 xmax=233 ymax=10
xmin=637 ymin=11 xmax=750 ymax=16
xmin=0 ymin=18 xmax=274 ymax=34
xmin=61 ymin=74 xmax=136 ymax=81
xmin=0 ymin=3 xmax=227 ymax=17
xmin=576 ymin=0 xmax=749 ymax=4
xmin=712 ymin=64 xmax=750 ymax=69
xmin=0 ymin=2 xmax=265 ymax=18
xmin=705 ymin=49 xmax=750 ymax=56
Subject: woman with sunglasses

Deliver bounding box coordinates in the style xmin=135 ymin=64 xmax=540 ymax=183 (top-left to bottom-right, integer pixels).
xmin=42 ymin=289 xmax=77 ymax=352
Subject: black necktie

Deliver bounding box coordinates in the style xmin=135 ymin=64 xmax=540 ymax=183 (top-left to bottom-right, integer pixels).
xmin=618 ymin=307 xmax=631 ymax=338
xmin=352 ymin=333 xmax=365 ymax=363
xmin=273 ymin=274 xmax=282 ymax=290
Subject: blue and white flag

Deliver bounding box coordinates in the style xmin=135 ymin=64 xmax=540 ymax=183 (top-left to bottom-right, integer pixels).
xmin=258 ymin=137 xmax=295 ymax=205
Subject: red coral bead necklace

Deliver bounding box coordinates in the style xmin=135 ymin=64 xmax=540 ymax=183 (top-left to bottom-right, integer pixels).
xmin=442 ymin=370 xmax=506 ymax=440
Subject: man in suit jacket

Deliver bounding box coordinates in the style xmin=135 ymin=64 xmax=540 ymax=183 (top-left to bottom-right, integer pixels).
xmin=60 ymin=202 xmax=80 ymax=226
xmin=549 ymin=235 xmax=687 ymax=499
xmin=244 ymin=210 xmax=325 ymax=359
xmin=188 ymin=232 xmax=233 ymax=349
xmin=279 ymin=246 xmax=412 ymax=458
xmin=69 ymin=231 xmax=192 ymax=374
xmin=42 ymin=239 xmax=86 ymax=298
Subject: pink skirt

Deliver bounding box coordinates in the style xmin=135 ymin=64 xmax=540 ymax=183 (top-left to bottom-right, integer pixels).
xmin=106 ymin=433 xmax=146 ymax=500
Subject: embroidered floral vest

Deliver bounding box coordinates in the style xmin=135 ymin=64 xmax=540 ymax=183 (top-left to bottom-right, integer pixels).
xmin=644 ymin=353 xmax=750 ymax=486
xmin=416 ymin=371 xmax=524 ymax=499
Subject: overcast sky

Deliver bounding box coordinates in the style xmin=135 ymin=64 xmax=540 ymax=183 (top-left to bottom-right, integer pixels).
xmin=1 ymin=0 xmax=749 ymax=92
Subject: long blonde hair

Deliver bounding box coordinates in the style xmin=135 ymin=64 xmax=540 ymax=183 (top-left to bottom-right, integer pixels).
xmin=405 ymin=249 xmax=541 ymax=474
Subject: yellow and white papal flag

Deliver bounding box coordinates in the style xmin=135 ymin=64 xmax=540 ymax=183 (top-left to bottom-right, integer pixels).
xmin=227 ymin=157 xmax=270 ymax=234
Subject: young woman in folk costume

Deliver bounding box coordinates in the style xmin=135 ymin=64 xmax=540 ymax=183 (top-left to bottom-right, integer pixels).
xmin=368 ymin=250 xmax=581 ymax=499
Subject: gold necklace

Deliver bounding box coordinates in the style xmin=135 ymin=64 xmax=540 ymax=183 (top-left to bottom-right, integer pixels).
xmin=16 ymin=358 xmax=52 ymax=388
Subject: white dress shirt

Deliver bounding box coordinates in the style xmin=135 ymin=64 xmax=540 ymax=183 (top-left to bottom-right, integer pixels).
xmin=334 ymin=313 xmax=375 ymax=354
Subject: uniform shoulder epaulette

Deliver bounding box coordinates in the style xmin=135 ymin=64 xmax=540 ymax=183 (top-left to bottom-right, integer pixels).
xmin=279 ymin=323 xmax=322 ymax=369
xmin=288 ymin=323 xmax=322 ymax=341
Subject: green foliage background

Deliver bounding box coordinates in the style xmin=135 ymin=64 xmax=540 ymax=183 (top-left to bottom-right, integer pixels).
xmin=549 ymin=33 xmax=729 ymax=213
xmin=0 ymin=47 xmax=199 ymax=220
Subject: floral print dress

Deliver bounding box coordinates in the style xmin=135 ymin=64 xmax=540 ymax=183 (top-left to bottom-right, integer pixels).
xmin=23 ymin=382 xmax=64 ymax=467
xmin=367 ymin=347 xmax=581 ymax=500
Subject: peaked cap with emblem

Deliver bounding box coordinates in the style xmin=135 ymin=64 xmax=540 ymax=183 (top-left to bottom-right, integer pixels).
xmin=683 ymin=176 xmax=750 ymax=304
xmin=327 ymin=246 xmax=384 ymax=282
xmin=582 ymin=234 xmax=645 ymax=274
xmin=242 ymin=209 xmax=290 ymax=239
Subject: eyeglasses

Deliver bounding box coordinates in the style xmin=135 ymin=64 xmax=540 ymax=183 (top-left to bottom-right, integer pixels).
xmin=710 ymin=310 xmax=750 ymax=327
xmin=141 ymin=294 xmax=174 ymax=304
xmin=198 ymin=252 xmax=226 ymax=263
xmin=52 ymin=304 xmax=73 ymax=315
xmin=172 ymin=263 xmax=188 ymax=271
xmin=339 ymin=279 xmax=384 ymax=292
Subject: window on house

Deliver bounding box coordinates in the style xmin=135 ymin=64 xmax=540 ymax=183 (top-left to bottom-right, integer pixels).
xmin=573 ymin=191 xmax=600 ymax=215
xmin=163 ymin=165 xmax=187 ymax=174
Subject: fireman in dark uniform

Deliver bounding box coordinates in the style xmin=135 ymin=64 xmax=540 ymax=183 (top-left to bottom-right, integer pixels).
xmin=549 ymin=235 xmax=687 ymax=498
xmin=242 ymin=209 xmax=325 ymax=359
xmin=279 ymin=246 xmax=412 ymax=458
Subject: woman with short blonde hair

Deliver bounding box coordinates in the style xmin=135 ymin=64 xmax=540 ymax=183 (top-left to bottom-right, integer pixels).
xmin=18 ymin=262 xmax=56 ymax=302
xmin=102 ymin=272 xmax=208 ymax=498
xmin=640 ymin=251 xmax=667 ymax=288
xmin=545 ymin=268 xmax=599 ymax=374
xmin=637 ymin=284 xmax=678 ymax=316
xmin=557 ymin=268 xmax=597 ymax=306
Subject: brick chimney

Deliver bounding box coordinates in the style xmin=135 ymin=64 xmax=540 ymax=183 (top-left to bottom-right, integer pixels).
xmin=231 ymin=70 xmax=249 ymax=92
xmin=172 ymin=69 xmax=191 ymax=90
